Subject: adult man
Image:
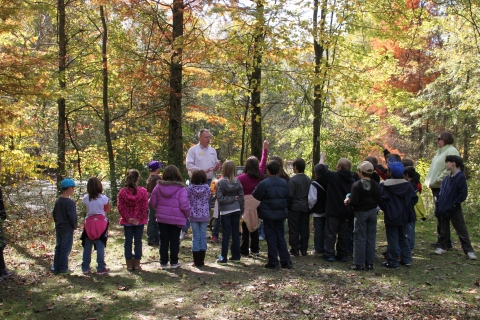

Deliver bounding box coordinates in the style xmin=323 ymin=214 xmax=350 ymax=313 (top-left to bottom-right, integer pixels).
xmin=184 ymin=129 xmax=222 ymax=240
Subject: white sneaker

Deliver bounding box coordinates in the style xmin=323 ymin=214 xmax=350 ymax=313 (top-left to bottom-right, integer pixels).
xmin=170 ymin=263 xmax=181 ymax=269
xmin=434 ymin=248 xmax=447 ymax=255
xmin=179 ymin=231 xmax=186 ymax=240
xmin=467 ymin=252 xmax=477 ymax=260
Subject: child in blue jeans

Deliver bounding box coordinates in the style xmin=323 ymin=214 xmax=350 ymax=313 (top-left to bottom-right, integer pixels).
xmin=81 ymin=177 xmax=111 ymax=275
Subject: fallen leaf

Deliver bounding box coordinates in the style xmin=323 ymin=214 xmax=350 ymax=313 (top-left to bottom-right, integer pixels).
xmin=175 ymin=298 xmax=184 ymax=303
xmin=117 ymin=286 xmax=129 ymax=291
xmin=303 ymin=310 xmax=310 ymax=314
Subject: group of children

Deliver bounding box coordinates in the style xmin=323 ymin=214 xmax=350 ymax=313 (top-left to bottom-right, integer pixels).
xmin=51 ymin=145 xmax=476 ymax=274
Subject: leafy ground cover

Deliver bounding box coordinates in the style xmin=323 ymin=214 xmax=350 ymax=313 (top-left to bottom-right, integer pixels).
xmin=1 ymin=206 xmax=480 ymax=319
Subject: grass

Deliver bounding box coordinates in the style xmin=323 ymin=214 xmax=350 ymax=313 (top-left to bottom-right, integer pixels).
xmin=1 ymin=197 xmax=480 ymax=319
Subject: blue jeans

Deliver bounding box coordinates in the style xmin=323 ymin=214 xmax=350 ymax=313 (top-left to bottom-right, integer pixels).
xmin=258 ymin=220 xmax=265 ymax=239
xmin=53 ymin=229 xmax=73 ymax=272
xmin=385 ymin=224 xmax=411 ymax=267
xmin=313 ymin=216 xmax=326 ymax=254
xmin=220 ymin=211 xmax=241 ymax=260
xmin=353 ymin=208 xmax=377 ymax=265
xmin=212 ymin=217 xmax=221 ymax=237
xmin=158 ymin=223 xmax=181 ymax=265
xmin=82 ymin=237 xmax=106 ymax=272
xmin=147 ymin=206 xmax=159 ymax=244
xmin=124 ymin=225 xmax=144 ymax=260
xmin=181 ymin=219 xmax=191 ymax=233
xmin=406 ymin=221 xmax=415 ymax=251
xmin=191 ymin=221 xmax=208 ymax=252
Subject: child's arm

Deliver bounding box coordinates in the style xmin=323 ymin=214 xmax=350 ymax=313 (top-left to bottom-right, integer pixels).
xmin=179 ymin=188 xmax=191 ymax=219
xmin=259 ymin=140 xmax=269 ymax=175
xmin=216 ymin=182 xmax=237 ymax=204
xmin=104 ymin=201 xmax=111 ymax=213
xmin=308 ymin=184 xmax=317 ymax=210
xmin=237 ymin=185 xmax=245 ymax=212
xmin=319 ymin=152 xmax=326 ymax=164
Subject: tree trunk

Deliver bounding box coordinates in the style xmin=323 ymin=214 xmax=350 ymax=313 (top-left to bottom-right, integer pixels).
xmin=168 ymin=0 xmax=184 ymax=168
xmin=312 ymin=0 xmax=327 ymax=171
xmin=100 ymin=5 xmax=118 ymax=203
xmin=240 ymin=96 xmax=250 ymax=165
xmin=57 ymin=0 xmax=67 ymax=192
xmin=250 ymin=0 xmax=264 ymax=160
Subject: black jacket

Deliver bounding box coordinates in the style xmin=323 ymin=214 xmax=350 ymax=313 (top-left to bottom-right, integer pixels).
xmin=252 ymin=176 xmax=289 ymax=220
xmin=318 ymin=165 xmax=356 ymax=220
xmin=379 ymin=179 xmax=417 ymax=225
xmin=435 ymin=171 xmax=468 ymax=217
xmin=349 ymin=179 xmax=382 ymax=212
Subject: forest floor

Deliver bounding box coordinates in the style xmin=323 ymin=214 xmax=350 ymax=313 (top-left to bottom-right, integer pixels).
xmin=1 ymin=211 xmax=480 ymax=319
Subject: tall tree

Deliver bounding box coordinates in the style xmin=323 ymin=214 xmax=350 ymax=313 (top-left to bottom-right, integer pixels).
xmin=57 ymin=0 xmax=67 ymax=191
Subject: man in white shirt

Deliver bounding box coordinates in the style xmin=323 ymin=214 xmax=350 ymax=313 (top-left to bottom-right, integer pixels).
xmin=183 ymin=129 xmax=222 ymax=240
xmin=186 ymin=129 xmax=222 ymax=180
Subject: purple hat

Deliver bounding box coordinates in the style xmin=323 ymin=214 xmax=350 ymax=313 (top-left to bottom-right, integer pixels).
xmin=148 ymin=161 xmax=162 ymax=172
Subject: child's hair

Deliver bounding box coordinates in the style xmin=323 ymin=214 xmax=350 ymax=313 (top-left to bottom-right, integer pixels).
xmin=163 ymin=165 xmax=183 ymax=182
xmin=445 ymin=155 xmax=464 ymax=171
xmin=87 ymin=177 xmax=103 ymax=201
xmin=266 ymin=160 xmax=280 ymax=175
xmin=337 ymin=158 xmax=352 ymax=171
xmin=271 ymin=156 xmax=289 ymax=180
xmin=244 ymin=156 xmax=260 ymax=179
xmin=124 ymin=169 xmax=140 ymax=195
xmin=364 ymin=156 xmax=378 ymax=168
xmin=190 ymin=169 xmax=207 ymax=185
xmin=386 ymin=153 xmax=401 ymax=162
xmin=360 ymin=170 xmax=373 ymax=178
xmin=292 ymin=158 xmax=306 ymax=173
xmin=222 ymin=160 xmax=236 ymax=181
xmin=439 ymin=132 xmax=454 ymax=145
xmin=403 ymin=166 xmax=416 ymax=179
xmin=402 ymin=158 xmax=414 ymax=167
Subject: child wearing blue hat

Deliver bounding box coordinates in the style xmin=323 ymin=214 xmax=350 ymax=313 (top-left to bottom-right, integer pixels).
xmin=52 ymin=178 xmax=78 ymax=274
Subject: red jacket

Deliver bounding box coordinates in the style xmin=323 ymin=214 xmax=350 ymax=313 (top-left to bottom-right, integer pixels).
xmin=117 ymin=187 xmax=149 ymax=225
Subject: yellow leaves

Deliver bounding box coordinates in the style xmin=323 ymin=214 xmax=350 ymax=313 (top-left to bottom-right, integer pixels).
xmin=185 ymin=110 xmax=227 ymax=125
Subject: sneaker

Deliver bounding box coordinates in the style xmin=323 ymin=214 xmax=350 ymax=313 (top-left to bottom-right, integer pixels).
xmin=229 ymin=258 xmax=241 ymax=263
xmin=251 ymin=252 xmax=260 ymax=257
xmin=210 ymin=235 xmax=221 ymax=243
xmin=264 ymin=262 xmax=279 ymax=270
xmin=82 ymin=268 xmax=92 ymax=275
xmin=216 ymin=258 xmax=227 ymax=264
xmin=301 ymin=251 xmax=308 ymax=257
xmin=57 ymin=269 xmax=73 ymax=275
xmin=148 ymin=241 xmax=159 ymax=247
xmin=170 ymin=263 xmax=181 ymax=269
xmin=467 ymin=252 xmax=477 ymax=260
xmin=350 ymin=264 xmax=365 ymax=271
xmin=381 ymin=261 xmax=399 ymax=269
xmin=400 ymin=261 xmax=411 ymax=267
xmin=2 ymin=270 xmax=14 ymax=276
xmin=365 ymin=264 xmax=374 ymax=271
xmin=96 ymin=268 xmax=110 ymax=275
xmin=160 ymin=264 xmax=169 ymax=270
xmin=335 ymin=256 xmax=347 ymax=262
xmin=289 ymin=249 xmax=299 ymax=257
xmin=324 ymin=256 xmax=335 ymax=262
xmin=434 ymin=248 xmax=447 ymax=255
xmin=281 ymin=260 xmax=293 ymax=269
xmin=179 ymin=231 xmax=186 ymax=240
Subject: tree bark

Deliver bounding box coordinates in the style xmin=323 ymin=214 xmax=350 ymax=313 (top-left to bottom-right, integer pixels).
xmin=100 ymin=5 xmax=118 ymax=203
xmin=57 ymin=0 xmax=67 ymax=192
xmin=250 ymin=0 xmax=264 ymax=160
xmin=168 ymin=0 xmax=184 ymax=168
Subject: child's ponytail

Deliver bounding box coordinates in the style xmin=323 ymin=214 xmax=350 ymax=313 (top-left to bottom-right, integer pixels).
xmin=124 ymin=169 xmax=140 ymax=195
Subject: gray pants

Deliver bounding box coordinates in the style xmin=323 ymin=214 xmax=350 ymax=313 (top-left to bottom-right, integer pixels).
xmin=146 ymin=205 xmax=159 ymax=244
xmin=438 ymin=207 xmax=474 ymax=254
xmin=353 ymin=208 xmax=377 ymax=265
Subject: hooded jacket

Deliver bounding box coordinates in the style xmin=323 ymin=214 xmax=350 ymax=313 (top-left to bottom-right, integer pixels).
xmin=187 ymin=183 xmax=211 ymax=222
xmin=216 ymin=177 xmax=244 ymax=214
xmin=317 ymin=165 xmax=356 ymax=220
xmin=150 ymin=180 xmax=191 ymax=227
xmin=435 ymin=171 xmax=468 ymax=217
xmin=379 ymin=179 xmax=417 ymax=225
xmin=425 ymin=144 xmax=460 ymax=189
xmin=117 ymin=186 xmax=149 ymax=225
xmin=349 ymin=179 xmax=382 ymax=212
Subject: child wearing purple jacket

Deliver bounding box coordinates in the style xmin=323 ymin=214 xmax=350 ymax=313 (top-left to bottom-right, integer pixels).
xmin=187 ymin=169 xmax=211 ymax=267
xmin=150 ymin=165 xmax=191 ymax=269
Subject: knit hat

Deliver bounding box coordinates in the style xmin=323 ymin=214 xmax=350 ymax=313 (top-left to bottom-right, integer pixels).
xmin=148 ymin=161 xmax=162 ymax=172
xmin=357 ymin=161 xmax=374 ymax=174
xmin=387 ymin=158 xmax=404 ymax=179
xmin=60 ymin=178 xmax=75 ymax=189
xmin=314 ymin=163 xmax=328 ymax=176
